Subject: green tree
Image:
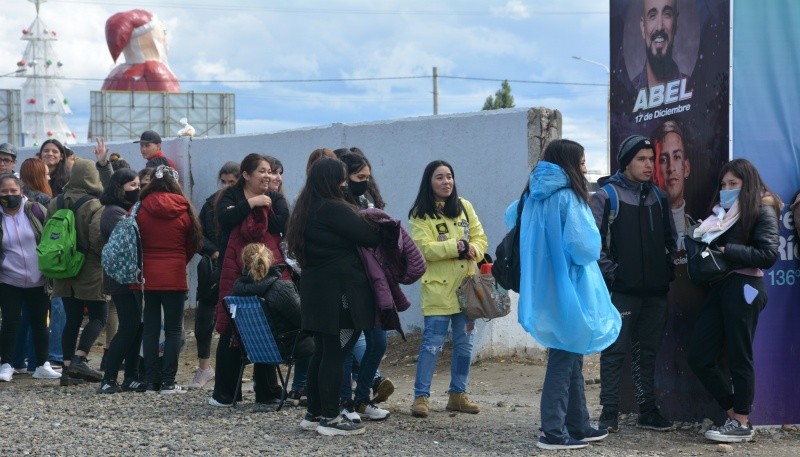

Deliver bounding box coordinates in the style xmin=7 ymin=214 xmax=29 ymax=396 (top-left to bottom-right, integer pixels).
xmin=482 ymin=80 xmax=515 ymax=110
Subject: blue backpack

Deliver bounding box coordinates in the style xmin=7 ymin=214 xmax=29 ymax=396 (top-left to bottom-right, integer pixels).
xmin=101 ymin=202 xmax=144 ymax=285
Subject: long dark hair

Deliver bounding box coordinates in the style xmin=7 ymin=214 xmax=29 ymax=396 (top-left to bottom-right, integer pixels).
xmin=140 ymin=167 xmax=204 ymax=252
xmin=212 ymin=153 xmax=268 ymax=236
xmin=542 ymin=139 xmax=589 ymax=202
xmin=408 ymin=160 xmax=462 ymax=220
xmin=100 ymin=168 xmax=138 ymax=208
xmin=37 ymin=139 xmax=69 ymax=194
xmin=339 ymin=152 xmax=386 ymax=209
xmin=716 ymin=159 xmax=783 ymax=241
xmin=285 ymin=157 xmax=351 ymax=267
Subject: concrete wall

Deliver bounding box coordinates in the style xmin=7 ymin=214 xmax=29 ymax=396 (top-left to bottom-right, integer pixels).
xmin=16 ymin=107 xmax=561 ymax=360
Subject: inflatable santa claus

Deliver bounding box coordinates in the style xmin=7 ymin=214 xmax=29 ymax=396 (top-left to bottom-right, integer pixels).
xmin=102 ymin=9 xmax=181 ymax=92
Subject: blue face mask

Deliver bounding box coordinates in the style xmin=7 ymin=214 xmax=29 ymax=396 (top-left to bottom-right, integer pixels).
xmin=719 ymin=188 xmax=741 ymax=209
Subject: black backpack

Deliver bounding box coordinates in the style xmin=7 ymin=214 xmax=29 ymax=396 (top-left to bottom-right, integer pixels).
xmin=492 ymin=186 xmax=529 ymax=292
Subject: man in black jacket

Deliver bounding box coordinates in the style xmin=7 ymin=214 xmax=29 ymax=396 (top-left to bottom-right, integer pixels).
xmin=590 ymin=135 xmax=677 ymax=433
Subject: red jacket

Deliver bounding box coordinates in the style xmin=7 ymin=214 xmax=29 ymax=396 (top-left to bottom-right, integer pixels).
xmin=135 ymin=192 xmax=195 ymax=291
xmin=214 ymin=206 xmax=288 ymax=335
xmin=102 ymin=61 xmax=181 ymax=92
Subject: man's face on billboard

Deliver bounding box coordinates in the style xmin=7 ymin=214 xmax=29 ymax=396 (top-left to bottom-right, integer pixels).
xmin=658 ymin=131 xmax=690 ymax=207
xmin=641 ymin=0 xmax=677 ymax=75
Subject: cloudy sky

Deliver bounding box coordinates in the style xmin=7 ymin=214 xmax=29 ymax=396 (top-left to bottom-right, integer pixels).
xmin=0 ymin=0 xmax=611 ymax=171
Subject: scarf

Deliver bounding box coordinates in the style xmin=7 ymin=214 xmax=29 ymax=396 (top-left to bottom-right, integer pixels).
xmin=693 ymin=200 xmax=740 ymax=243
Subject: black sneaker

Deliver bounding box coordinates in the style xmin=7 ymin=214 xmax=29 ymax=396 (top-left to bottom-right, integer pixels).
xmin=159 ymin=383 xmax=185 ymax=395
xmin=96 ymin=380 xmax=122 ymax=394
xmin=572 ymin=427 xmax=609 ymax=442
xmin=599 ymin=409 xmax=620 ymax=433
xmin=316 ymin=414 xmax=365 ymax=436
xmin=59 ymin=368 xmax=85 ymax=387
xmin=637 ymin=408 xmax=673 ymax=431
xmin=299 ymin=412 xmax=321 ymax=431
xmin=69 ymin=357 xmax=103 ymax=382
xmin=371 ymin=376 xmax=395 ymax=403
xmin=121 ymin=378 xmax=147 ymax=393
xmin=252 ymin=399 xmax=282 ymax=413
xmin=535 ymin=434 xmax=588 ymax=450
xmin=145 ymin=383 xmax=161 ymax=394
xmin=287 ymin=390 xmax=308 ymax=407
xmin=704 ymin=418 xmax=754 ymax=442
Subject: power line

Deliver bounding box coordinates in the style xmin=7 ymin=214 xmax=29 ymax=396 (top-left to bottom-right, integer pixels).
xmin=1 ymin=73 xmax=608 ymax=87
xmin=54 ymin=0 xmax=607 ymax=16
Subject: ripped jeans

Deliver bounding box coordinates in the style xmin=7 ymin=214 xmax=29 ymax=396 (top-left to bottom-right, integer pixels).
xmin=413 ymin=312 xmax=474 ymax=398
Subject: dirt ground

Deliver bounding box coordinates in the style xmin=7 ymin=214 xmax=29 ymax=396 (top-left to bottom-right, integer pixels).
xmin=4 ymin=310 xmax=799 ymax=456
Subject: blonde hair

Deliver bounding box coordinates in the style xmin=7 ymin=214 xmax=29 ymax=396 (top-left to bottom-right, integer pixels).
xmin=241 ymin=243 xmax=273 ymax=281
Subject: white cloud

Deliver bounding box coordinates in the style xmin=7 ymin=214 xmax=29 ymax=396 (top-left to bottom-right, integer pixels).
xmin=490 ymin=0 xmax=531 ymax=20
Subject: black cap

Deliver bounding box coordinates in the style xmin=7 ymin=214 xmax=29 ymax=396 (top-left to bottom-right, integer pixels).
xmin=0 ymin=143 xmax=17 ymax=158
xmin=134 ymin=130 xmax=161 ymax=144
xmin=617 ymin=135 xmax=652 ymax=170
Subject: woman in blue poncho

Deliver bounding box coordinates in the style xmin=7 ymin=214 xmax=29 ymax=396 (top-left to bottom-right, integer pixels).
xmin=513 ymin=139 xmax=620 ymax=450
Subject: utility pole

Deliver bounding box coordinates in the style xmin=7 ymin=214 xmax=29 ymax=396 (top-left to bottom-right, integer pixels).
xmin=432 ymin=66 xmax=439 ymax=115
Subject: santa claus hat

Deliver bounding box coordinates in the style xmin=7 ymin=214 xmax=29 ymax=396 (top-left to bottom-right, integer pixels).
xmin=105 ymin=9 xmax=159 ymax=62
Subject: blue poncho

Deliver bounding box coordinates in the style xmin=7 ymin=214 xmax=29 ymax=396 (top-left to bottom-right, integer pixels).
xmin=512 ymin=161 xmax=621 ymax=354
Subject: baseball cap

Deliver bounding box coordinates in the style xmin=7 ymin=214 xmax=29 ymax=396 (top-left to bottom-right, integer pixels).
xmin=0 ymin=143 xmax=17 ymax=158
xmin=134 ymin=130 xmax=162 ymax=144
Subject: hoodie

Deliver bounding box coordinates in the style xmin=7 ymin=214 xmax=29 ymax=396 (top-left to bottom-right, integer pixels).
xmin=47 ymin=158 xmax=105 ymax=301
xmin=516 ymin=161 xmax=620 ymax=354
xmin=135 ymin=191 xmax=195 ymax=291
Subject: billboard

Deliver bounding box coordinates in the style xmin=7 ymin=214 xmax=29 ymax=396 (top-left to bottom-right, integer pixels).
xmin=610 ymin=0 xmax=731 ymax=421
xmin=732 ymin=1 xmax=800 ymax=425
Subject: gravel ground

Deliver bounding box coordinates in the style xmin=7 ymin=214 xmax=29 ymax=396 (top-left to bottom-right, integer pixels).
xmin=1 ymin=315 xmax=798 ymax=456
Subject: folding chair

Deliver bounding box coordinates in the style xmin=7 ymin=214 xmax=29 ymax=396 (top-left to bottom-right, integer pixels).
xmin=225 ymin=295 xmax=296 ymax=410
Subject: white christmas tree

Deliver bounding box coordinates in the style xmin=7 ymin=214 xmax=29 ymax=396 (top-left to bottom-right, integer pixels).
xmin=15 ymin=0 xmax=75 ymax=146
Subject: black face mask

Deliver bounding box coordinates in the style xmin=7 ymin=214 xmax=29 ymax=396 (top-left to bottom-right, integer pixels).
xmin=0 ymin=194 xmax=22 ymax=210
xmin=347 ymin=179 xmax=369 ymax=197
xmin=124 ymin=189 xmax=140 ymax=204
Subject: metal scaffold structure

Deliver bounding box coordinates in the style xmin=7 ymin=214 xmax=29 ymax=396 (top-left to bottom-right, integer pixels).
xmin=15 ymin=0 xmax=76 ymax=146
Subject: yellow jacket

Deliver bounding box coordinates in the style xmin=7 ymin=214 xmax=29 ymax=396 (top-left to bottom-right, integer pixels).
xmin=409 ymin=198 xmax=488 ymax=316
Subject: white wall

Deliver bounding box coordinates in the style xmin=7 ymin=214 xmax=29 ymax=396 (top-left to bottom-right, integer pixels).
xmin=16 ymin=107 xmax=559 ymax=360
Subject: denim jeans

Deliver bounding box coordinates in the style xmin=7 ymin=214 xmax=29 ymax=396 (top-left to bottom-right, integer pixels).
xmin=291 ymin=356 xmax=310 ymax=392
xmin=12 ymin=306 xmax=37 ymax=370
xmin=413 ymin=312 xmax=474 ymax=398
xmin=48 ymin=297 xmax=66 ymax=362
xmin=540 ymin=348 xmax=593 ymax=442
xmin=340 ymin=329 xmax=387 ymax=404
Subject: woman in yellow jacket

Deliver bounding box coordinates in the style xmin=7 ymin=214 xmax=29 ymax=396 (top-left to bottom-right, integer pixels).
xmin=408 ymin=160 xmax=488 ymax=418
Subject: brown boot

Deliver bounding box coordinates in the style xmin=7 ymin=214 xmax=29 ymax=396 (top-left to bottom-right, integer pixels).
xmin=446 ymin=392 xmax=480 ymax=414
xmin=411 ymin=396 xmax=429 ymax=418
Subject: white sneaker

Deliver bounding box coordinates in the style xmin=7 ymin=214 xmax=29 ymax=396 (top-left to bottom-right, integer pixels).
xmin=33 ymin=362 xmax=62 ymax=379
xmin=340 ymin=406 xmax=362 ymax=424
xmin=187 ymin=367 xmax=215 ymax=390
xmin=0 ymin=363 xmax=13 ymax=382
xmin=208 ymin=397 xmax=233 ymax=407
xmin=356 ymin=402 xmax=390 ymax=420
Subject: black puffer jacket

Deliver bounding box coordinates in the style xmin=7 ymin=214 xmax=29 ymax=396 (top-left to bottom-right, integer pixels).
xmin=716 ymin=201 xmax=780 ymax=271
xmin=231 ymin=268 xmax=314 ymax=359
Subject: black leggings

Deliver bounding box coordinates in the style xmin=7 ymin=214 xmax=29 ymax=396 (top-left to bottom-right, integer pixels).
xmin=102 ymin=293 xmax=143 ymax=383
xmin=307 ymin=331 xmax=360 ymax=418
xmin=212 ymin=330 xmax=282 ymax=404
xmin=688 ymin=274 xmax=766 ymax=415
xmin=141 ymin=291 xmax=185 ymax=386
xmin=62 ymin=297 xmax=107 ymax=359
xmin=195 ymin=298 xmax=216 ymax=360
xmin=0 ymin=284 xmax=50 ymax=365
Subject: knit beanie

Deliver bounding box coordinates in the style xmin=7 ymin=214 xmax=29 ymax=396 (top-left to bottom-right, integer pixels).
xmin=617 ymin=135 xmax=653 ymax=170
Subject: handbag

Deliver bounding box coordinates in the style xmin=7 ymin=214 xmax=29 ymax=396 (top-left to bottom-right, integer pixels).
xmin=684 ymin=223 xmax=729 ymax=284
xmin=457 ymin=262 xmax=511 ymax=320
